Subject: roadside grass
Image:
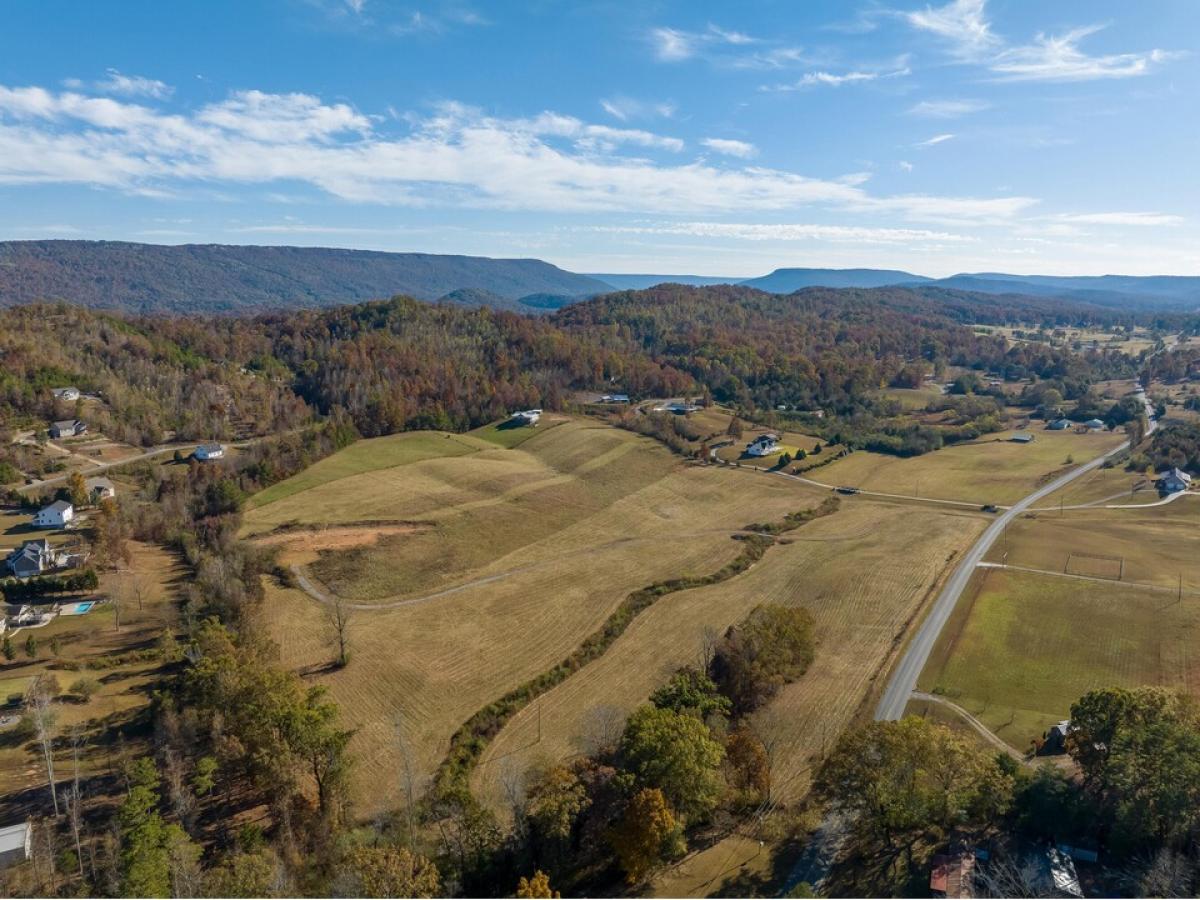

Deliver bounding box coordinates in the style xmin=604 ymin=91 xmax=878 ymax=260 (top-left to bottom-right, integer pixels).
xmin=1033 ymin=462 xmax=1159 ymax=508
xmin=245 ymin=430 xmax=486 ymax=510
xmin=812 ymin=428 xmax=1125 ymax=504
xmin=983 ymin=503 xmax=1200 ymax=592
xmin=917 ymin=567 xmax=1200 ymax=750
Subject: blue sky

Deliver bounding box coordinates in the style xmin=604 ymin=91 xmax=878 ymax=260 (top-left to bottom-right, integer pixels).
xmin=2 ymin=0 xmax=1197 ymax=276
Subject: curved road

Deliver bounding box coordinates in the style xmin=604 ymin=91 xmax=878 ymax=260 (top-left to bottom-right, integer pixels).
xmin=874 ymin=392 xmax=1156 ymax=721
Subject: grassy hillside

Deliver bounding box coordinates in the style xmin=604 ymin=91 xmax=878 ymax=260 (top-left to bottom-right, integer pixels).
xmin=0 ymin=240 xmax=611 ymax=313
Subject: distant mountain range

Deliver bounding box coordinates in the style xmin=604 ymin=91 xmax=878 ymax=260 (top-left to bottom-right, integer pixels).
xmin=0 ymin=241 xmax=610 ymax=314
xmin=0 ymin=240 xmax=1197 ymax=314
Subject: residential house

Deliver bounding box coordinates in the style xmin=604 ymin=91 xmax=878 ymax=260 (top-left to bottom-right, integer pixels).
xmin=194 ymin=443 xmax=226 ymax=461
xmin=51 ymin=387 xmax=80 ymax=402
xmin=85 ymin=477 xmax=116 ymax=503
xmin=510 ymin=409 xmax=542 ymax=426
xmin=0 ymin=822 xmax=30 ymax=868
xmin=1160 ymin=467 xmax=1192 ymax=494
xmin=600 ymin=394 xmax=630 ymax=404
xmin=32 ymin=500 xmax=74 ymax=529
xmin=930 ymin=852 xmax=976 ymax=899
xmin=1047 ymin=418 xmax=1071 ymax=431
xmin=1038 ymin=847 xmax=1084 ymax=898
xmin=1083 ymin=418 xmax=1106 ymax=431
xmin=4 ymin=539 xmax=63 ymax=579
xmin=48 ymin=419 xmax=87 ymax=439
xmin=746 ymin=433 xmax=780 ymax=457
xmin=1011 ymin=433 xmax=1035 ymax=444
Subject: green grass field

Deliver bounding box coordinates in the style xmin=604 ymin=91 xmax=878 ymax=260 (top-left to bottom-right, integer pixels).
xmin=918 ymin=567 xmax=1200 ymax=748
xmin=246 ymin=431 xmax=487 ymax=509
xmin=813 ymin=428 xmax=1125 ymax=504
xmin=467 ymin=417 xmax=565 ymax=448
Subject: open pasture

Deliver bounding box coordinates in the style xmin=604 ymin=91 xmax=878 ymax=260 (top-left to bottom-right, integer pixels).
xmin=918 ymin=566 xmax=1200 ymax=750
xmin=258 ymin=421 xmax=853 ymax=814
xmin=472 ymin=497 xmax=988 ymax=811
xmin=812 ymin=427 xmax=1124 ymax=505
xmin=983 ymin=502 xmax=1200 ymax=592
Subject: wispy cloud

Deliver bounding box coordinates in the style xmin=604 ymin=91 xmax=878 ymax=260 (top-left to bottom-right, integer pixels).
xmin=0 ymin=84 xmax=1037 ymax=222
xmin=1054 ymin=211 xmax=1184 ymax=226
xmin=64 ymin=69 xmax=173 ymax=100
xmin=764 ymin=62 xmax=910 ymax=91
xmin=647 ymin=24 xmax=805 ymax=69
xmin=899 ymin=160 xmax=914 ymax=172
xmin=593 ymin=221 xmax=977 ymax=244
xmin=905 ymin=0 xmax=1178 ymax=82
xmin=915 ymin=133 xmax=955 ymax=147
xmin=701 ymin=138 xmax=756 ymax=158
xmin=907 ymin=98 xmax=988 ymax=117
xmin=599 ymin=96 xmax=676 ymax=122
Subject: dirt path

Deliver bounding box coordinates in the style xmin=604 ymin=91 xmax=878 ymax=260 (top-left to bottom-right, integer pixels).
xmin=910 ymin=691 xmax=1028 ymax=762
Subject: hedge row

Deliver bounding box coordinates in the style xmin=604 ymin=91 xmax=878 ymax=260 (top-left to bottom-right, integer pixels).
xmin=431 ymin=495 xmax=840 ymax=805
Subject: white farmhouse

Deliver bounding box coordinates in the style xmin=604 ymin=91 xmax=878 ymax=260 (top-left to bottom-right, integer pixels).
xmin=746 ymin=433 xmax=781 ymax=457
xmin=33 ymin=500 xmax=74 ymax=528
xmin=510 ymin=409 xmax=542 ymax=426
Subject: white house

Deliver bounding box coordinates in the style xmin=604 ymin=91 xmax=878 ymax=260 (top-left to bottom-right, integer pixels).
xmin=1160 ymin=467 xmax=1192 ymax=494
xmin=510 ymin=409 xmax=542 ymax=426
xmin=51 ymin=387 xmax=80 ymax=402
xmin=194 ymin=443 xmax=225 ymax=461
xmin=0 ymin=821 xmax=30 ymax=868
xmin=33 ymin=500 xmax=74 ymax=528
xmin=746 ymin=433 xmax=781 ymax=457
xmin=600 ymin=394 xmax=630 ymax=404
xmin=4 ymin=539 xmax=64 ymax=579
xmin=1083 ymin=418 xmax=1106 ymax=431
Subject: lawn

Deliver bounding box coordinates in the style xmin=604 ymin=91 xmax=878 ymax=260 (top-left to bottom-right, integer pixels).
xmin=917 ymin=567 xmax=1200 ymax=750
xmin=0 ymin=541 xmax=182 ymax=807
xmin=467 ymin=415 xmax=566 ymax=448
xmin=812 ymin=428 xmax=1125 ymax=504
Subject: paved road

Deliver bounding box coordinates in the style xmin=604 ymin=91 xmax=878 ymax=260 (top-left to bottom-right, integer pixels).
xmin=874 ymin=391 xmax=1156 ymax=721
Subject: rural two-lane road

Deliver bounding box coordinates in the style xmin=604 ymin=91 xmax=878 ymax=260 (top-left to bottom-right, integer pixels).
xmin=874 ymin=392 xmax=1156 ymax=721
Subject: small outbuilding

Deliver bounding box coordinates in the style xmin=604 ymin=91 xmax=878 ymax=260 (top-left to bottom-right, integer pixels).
xmin=32 ymin=500 xmax=74 ymax=529
xmin=0 ymin=821 xmax=30 ymax=868
xmin=600 ymin=393 xmax=630 ymax=404
xmin=1042 ymin=720 xmax=1072 ymax=755
xmin=85 ymin=476 xmax=116 ymax=503
xmin=930 ymin=851 xmax=976 ymax=898
xmin=1010 ymin=433 xmax=1035 ymax=443
xmin=51 ymin=387 xmax=80 ymax=402
xmin=194 ymin=443 xmax=226 ymax=461
xmin=1160 ymin=467 xmax=1192 ymax=494
xmin=1047 ymin=418 xmax=1071 ymax=431
xmin=1083 ymin=418 xmax=1106 ymax=431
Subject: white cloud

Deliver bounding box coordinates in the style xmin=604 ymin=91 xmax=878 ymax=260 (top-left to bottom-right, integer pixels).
xmin=1055 ymin=212 xmax=1184 ymax=226
xmin=905 ymin=0 xmax=1177 ymax=82
xmin=906 ymin=0 xmax=998 ymax=59
xmin=899 ymin=160 xmax=914 ymax=172
xmin=594 ymin=221 xmax=976 ymax=244
xmin=95 ymin=69 xmax=173 ymax=100
xmin=599 ymin=96 xmax=675 ymax=122
xmin=915 ymin=133 xmax=955 ymax=147
xmin=345 ymin=0 xmax=365 ymax=12
xmin=649 ymin=27 xmax=699 ymax=62
xmin=701 ymin=138 xmax=756 ymax=158
xmin=765 ymin=63 xmax=910 ymax=91
xmin=0 ymin=84 xmax=1039 ymax=223
xmin=907 ymin=98 xmax=988 ymax=117
xmin=991 ymin=27 xmax=1179 ymax=82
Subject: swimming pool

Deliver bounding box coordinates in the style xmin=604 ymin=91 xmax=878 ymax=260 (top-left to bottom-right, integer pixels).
xmin=60 ymin=601 xmax=94 ymax=616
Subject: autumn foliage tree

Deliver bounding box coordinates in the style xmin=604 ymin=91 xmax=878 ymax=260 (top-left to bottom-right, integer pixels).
xmin=515 ymin=869 xmax=560 ymax=898
xmin=711 ymin=604 xmax=817 ymax=715
xmin=607 ymin=787 xmax=684 ymax=885
xmin=619 ymin=705 xmax=726 ymax=823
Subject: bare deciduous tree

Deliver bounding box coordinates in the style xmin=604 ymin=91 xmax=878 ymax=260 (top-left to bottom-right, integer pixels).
xmin=577 ymin=704 xmax=625 ymax=757
xmin=327 ymin=595 xmax=353 ymax=668
xmin=27 ymin=676 xmax=59 ymax=816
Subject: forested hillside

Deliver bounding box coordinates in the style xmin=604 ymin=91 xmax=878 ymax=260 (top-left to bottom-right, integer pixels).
xmin=0 ymin=241 xmax=611 ymax=313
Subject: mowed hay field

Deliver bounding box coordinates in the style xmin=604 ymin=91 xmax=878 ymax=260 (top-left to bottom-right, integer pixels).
xmin=473 ymin=498 xmax=989 ymax=812
xmin=812 ymin=428 xmax=1124 ymax=504
xmin=918 ymin=567 xmax=1200 ymax=750
xmin=983 ymin=502 xmax=1200 ymax=591
xmin=255 ymin=419 xmax=852 ymax=815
